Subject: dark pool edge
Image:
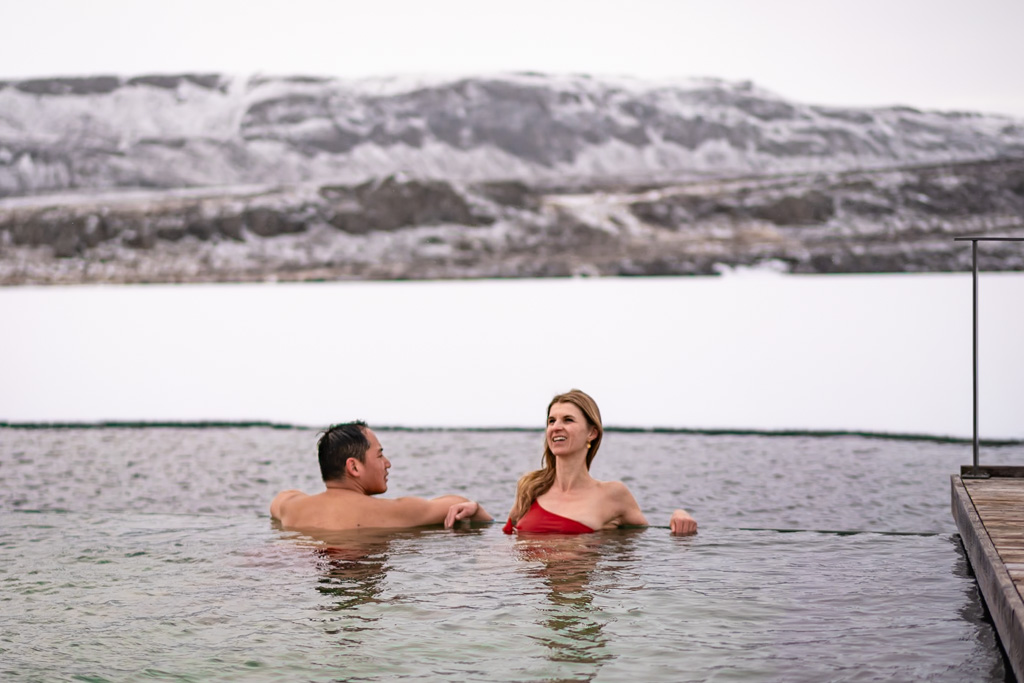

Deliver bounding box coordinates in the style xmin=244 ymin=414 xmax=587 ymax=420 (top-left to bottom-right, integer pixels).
xmin=951 ymin=474 xmax=1024 ymax=682
xmin=1 ymin=419 xmax=1021 ymax=446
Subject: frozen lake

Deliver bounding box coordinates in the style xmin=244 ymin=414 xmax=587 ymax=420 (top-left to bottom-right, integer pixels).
xmin=1 ymin=270 xmax=1021 ymax=439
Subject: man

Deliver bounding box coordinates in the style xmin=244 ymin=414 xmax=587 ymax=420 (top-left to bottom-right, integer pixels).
xmin=270 ymin=420 xmax=493 ymax=530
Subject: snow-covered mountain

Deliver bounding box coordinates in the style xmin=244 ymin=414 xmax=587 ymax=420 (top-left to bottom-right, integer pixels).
xmin=2 ymin=72 xmax=1024 ymax=197
xmin=3 ymin=72 xmax=1023 ymax=285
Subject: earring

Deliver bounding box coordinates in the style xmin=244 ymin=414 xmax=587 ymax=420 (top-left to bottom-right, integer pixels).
xmin=586 ymin=442 xmax=591 ymax=449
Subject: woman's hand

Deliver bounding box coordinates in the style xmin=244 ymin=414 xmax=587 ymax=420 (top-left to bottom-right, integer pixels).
xmin=445 ymin=500 xmax=480 ymax=528
xmin=669 ymin=509 xmax=697 ymax=535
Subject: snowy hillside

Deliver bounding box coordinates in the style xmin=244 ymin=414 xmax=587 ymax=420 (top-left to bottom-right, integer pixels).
xmin=2 ymin=72 xmax=1024 ymax=196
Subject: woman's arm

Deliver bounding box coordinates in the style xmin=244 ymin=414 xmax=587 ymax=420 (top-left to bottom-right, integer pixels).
xmin=669 ymin=509 xmax=698 ymax=535
xmin=606 ymin=481 xmax=649 ymax=527
xmin=605 ymin=482 xmax=696 ymax=533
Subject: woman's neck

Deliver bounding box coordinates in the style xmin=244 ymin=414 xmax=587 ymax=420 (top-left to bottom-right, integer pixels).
xmin=551 ymin=454 xmax=594 ymax=492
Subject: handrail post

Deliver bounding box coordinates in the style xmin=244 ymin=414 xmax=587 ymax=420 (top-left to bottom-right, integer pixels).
xmin=954 ymin=235 xmax=1024 ymax=479
xmin=972 ymin=239 xmax=980 ymax=476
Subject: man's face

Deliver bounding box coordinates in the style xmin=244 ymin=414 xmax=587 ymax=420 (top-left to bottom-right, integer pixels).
xmin=360 ymin=428 xmax=391 ymax=494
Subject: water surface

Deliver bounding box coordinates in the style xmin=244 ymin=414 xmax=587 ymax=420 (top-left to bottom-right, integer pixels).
xmin=1 ymin=426 xmax=1018 ymax=681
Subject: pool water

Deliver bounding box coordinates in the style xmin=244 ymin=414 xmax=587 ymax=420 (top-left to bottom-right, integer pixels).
xmin=1 ymin=427 xmax=1019 ymax=681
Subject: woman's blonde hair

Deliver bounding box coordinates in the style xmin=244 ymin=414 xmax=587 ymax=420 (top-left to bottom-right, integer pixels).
xmin=509 ymin=389 xmax=603 ymax=523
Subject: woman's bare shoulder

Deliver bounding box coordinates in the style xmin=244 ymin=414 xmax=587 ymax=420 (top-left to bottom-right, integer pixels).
xmin=595 ymin=479 xmax=638 ymax=501
xmin=593 ymin=480 xmax=646 ymax=526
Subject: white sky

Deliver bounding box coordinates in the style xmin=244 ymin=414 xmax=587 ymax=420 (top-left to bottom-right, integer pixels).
xmin=2 ymin=0 xmax=1023 ymax=117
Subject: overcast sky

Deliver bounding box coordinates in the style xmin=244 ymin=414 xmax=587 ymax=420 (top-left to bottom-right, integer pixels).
xmin=3 ymin=0 xmax=1023 ymax=117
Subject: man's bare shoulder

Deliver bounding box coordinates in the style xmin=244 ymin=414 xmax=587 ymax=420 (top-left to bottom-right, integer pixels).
xmin=270 ymin=489 xmax=307 ymax=520
xmin=273 ymin=490 xmax=354 ymax=529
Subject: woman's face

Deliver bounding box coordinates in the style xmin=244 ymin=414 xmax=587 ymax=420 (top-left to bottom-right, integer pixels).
xmin=547 ymin=402 xmax=597 ymax=458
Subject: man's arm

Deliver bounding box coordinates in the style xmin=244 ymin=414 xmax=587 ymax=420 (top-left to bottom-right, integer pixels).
xmin=443 ymin=500 xmax=494 ymax=528
xmin=381 ymin=494 xmax=492 ymax=528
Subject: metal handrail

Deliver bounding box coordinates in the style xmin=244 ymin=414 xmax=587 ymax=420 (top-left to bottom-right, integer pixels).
xmin=953 ymin=236 xmax=1024 ymax=478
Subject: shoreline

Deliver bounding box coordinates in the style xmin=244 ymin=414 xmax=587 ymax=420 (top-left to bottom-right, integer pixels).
xmin=2 ymin=420 xmax=1020 ymax=446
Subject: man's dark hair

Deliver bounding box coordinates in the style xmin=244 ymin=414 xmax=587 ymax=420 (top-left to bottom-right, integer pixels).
xmin=317 ymin=420 xmax=370 ymax=482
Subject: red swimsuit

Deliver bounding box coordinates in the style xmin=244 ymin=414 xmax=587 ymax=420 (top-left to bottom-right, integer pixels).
xmin=502 ymin=501 xmax=596 ymax=534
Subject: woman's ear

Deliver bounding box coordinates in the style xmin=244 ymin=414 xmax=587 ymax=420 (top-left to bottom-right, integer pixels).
xmin=589 ymin=426 xmax=599 ymax=442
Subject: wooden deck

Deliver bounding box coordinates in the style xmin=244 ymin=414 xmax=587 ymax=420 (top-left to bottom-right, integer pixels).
xmin=951 ymin=468 xmax=1024 ymax=682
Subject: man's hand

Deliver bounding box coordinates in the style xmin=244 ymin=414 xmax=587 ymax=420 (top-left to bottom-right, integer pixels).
xmin=669 ymin=509 xmax=697 ymax=535
xmin=445 ymin=500 xmax=481 ymax=528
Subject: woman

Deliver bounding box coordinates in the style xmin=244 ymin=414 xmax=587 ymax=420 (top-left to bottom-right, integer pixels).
xmin=487 ymin=389 xmax=696 ymax=535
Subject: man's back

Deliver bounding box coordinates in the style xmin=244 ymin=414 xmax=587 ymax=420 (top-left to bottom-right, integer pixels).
xmin=271 ymin=489 xmax=362 ymax=530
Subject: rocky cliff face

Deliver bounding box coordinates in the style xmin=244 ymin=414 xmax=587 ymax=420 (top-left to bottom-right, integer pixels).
xmin=2 ymin=157 xmax=1022 ymax=284
xmin=1 ymin=72 xmax=1022 ymax=284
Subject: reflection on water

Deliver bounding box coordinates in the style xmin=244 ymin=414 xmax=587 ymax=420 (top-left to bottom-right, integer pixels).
xmin=296 ymin=528 xmax=395 ymax=611
xmin=315 ymin=544 xmax=391 ymax=613
xmin=283 ymin=526 xmax=399 ymax=624
xmin=513 ymin=531 xmax=642 ymax=679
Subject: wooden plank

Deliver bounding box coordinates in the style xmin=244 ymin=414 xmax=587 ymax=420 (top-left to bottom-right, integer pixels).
xmin=962 ymin=466 xmax=1024 ymax=477
xmin=952 ymin=475 xmax=1024 ymax=682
